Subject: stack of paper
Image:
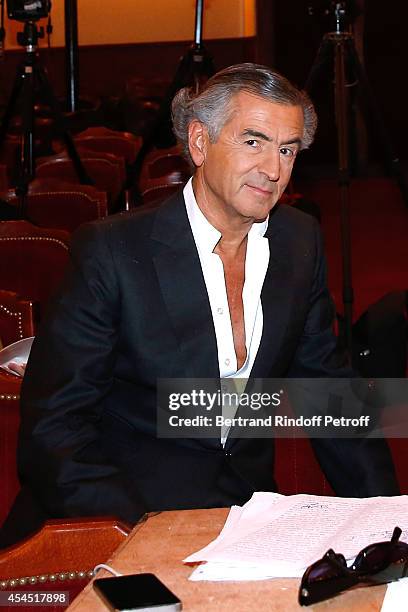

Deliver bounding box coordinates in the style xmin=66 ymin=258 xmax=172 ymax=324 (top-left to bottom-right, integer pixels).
xmin=183 ymin=492 xmax=408 ymax=581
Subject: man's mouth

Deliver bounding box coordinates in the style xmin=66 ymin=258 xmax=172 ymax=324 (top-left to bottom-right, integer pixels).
xmin=245 ymin=184 xmax=274 ymax=196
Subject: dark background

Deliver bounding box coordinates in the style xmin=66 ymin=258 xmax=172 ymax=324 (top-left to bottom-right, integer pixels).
xmin=0 ymin=1 xmax=406 ymax=165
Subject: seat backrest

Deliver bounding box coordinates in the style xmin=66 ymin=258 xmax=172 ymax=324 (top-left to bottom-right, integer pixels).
xmin=74 ymin=127 xmax=142 ymax=165
xmin=0 ymin=288 xmax=34 ymax=527
xmin=0 ymin=221 xmax=70 ymax=317
xmin=388 ymin=437 xmax=408 ymax=494
xmin=273 ymin=395 xmax=334 ymax=496
xmin=141 ymin=178 xmax=185 ymax=208
xmin=0 ymin=374 xmax=21 ymax=528
xmin=36 ymin=148 xmax=126 ymax=209
xmin=0 ymin=290 xmax=35 ymax=347
xmin=1 ymin=179 xmax=108 ymax=233
xmin=139 ymin=145 xmax=190 ymax=193
xmin=0 ymin=518 xmax=131 ymax=600
xmin=274 ymin=436 xmax=334 ymax=496
xmin=0 ymin=136 xmax=20 ymax=186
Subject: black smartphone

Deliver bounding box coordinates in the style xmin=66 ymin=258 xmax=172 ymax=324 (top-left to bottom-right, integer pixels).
xmin=93 ymin=573 xmax=182 ymax=611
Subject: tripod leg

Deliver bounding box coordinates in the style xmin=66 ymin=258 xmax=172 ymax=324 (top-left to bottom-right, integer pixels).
xmin=21 ymin=66 xmax=35 ymax=183
xmin=131 ymin=0 xmax=215 ymax=174
xmin=16 ymin=63 xmax=35 ymax=200
xmin=347 ymin=39 xmax=408 ymax=207
xmin=304 ymin=36 xmax=333 ymax=94
xmin=35 ymin=63 xmax=93 ymax=185
xmin=130 ymin=41 xmax=215 ymax=183
xmin=0 ymin=65 xmax=25 ymax=144
xmin=333 ymin=37 xmax=354 ymax=361
xmin=11 ymin=60 xmax=37 ymax=219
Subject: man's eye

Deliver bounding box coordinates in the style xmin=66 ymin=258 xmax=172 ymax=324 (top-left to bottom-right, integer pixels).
xmin=280 ymin=147 xmax=295 ymax=156
xmin=245 ymin=139 xmax=259 ymax=147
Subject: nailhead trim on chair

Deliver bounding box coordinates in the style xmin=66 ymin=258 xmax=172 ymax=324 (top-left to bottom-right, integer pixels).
xmin=0 ymin=237 xmax=69 ymax=250
xmin=0 ymin=394 xmax=19 ymax=400
xmin=0 ymin=304 xmax=24 ymax=339
xmin=0 ymin=570 xmax=95 ymax=588
xmin=30 ymin=191 xmax=106 ymax=219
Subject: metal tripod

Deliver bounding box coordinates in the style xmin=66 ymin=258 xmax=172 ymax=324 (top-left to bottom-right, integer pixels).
xmin=305 ymin=3 xmax=408 ymax=362
xmin=0 ymin=21 xmax=91 ymax=216
xmin=130 ymin=0 xmax=215 ymax=182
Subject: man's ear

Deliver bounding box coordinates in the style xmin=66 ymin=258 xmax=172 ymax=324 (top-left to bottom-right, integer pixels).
xmin=188 ymin=120 xmax=208 ymax=167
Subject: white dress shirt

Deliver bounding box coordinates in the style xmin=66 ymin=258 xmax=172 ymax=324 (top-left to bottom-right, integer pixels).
xmin=184 ymin=178 xmax=270 ymax=442
xmin=184 ymin=178 xmax=270 ymax=379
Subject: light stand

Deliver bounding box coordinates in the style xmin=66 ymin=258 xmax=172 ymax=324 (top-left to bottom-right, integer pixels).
xmin=0 ymin=20 xmax=92 ymax=217
xmin=305 ymin=1 xmax=408 ymax=362
xmin=64 ymin=0 xmax=79 ymax=112
xmin=131 ymin=0 xmax=215 ymax=181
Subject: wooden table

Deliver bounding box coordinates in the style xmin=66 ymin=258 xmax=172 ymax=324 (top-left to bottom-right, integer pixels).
xmin=67 ymin=508 xmax=387 ymax=612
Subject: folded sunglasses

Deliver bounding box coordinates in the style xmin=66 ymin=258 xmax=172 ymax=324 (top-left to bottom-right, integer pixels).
xmin=299 ymin=526 xmax=408 ymax=606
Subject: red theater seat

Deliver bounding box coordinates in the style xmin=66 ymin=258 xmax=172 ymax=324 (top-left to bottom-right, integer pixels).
xmin=74 ymin=126 xmax=142 ymax=165
xmin=1 ymin=179 xmax=108 ymax=233
xmin=0 ymin=374 xmax=21 ymax=528
xmin=36 ymin=148 xmax=125 ymax=211
xmin=0 ymin=290 xmax=35 ymax=347
xmin=0 ymin=290 xmax=35 ymax=527
xmin=0 ymin=518 xmax=131 ymax=608
xmin=140 ymin=177 xmax=185 ymax=207
xmin=138 ymin=145 xmax=190 ymax=194
xmin=0 ymin=221 xmax=70 ymax=317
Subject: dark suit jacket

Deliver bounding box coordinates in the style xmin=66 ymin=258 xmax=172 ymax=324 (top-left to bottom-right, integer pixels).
xmin=14 ymin=191 xmax=399 ymax=533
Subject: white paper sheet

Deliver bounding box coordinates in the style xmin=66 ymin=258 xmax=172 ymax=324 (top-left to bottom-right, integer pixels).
xmin=184 ymin=492 xmax=408 ymax=581
xmin=0 ymin=336 xmax=34 ymax=376
xmin=381 ymin=577 xmax=408 ymax=612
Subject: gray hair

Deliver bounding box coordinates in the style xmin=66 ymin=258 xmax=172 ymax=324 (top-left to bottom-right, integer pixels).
xmin=172 ymin=63 xmax=317 ymax=166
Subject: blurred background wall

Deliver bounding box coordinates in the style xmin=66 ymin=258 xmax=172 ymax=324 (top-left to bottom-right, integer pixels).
xmin=1 ymin=0 xmax=406 ymax=163
xmin=3 ymin=0 xmax=256 ymax=48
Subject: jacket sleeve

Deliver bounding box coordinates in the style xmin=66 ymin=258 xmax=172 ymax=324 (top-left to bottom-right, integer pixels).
xmin=18 ymin=221 xmax=147 ymax=524
xmin=287 ymin=220 xmax=400 ymax=497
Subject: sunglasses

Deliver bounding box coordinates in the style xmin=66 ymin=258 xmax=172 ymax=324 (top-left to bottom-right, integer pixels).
xmin=299 ymin=526 xmax=408 ymax=606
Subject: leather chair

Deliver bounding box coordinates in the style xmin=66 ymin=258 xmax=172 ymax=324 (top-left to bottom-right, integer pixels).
xmin=121 ymin=77 xmax=164 ymax=137
xmin=72 ymin=128 xmax=143 ymax=211
xmin=276 ymin=434 xmax=408 ymax=496
xmin=0 ymin=221 xmax=70 ymax=318
xmin=0 ymin=375 xmax=21 ymax=528
xmin=73 ymin=126 xmax=142 ymax=165
xmin=0 ymin=290 xmax=35 ymax=348
xmin=0 ymin=135 xmax=20 ymax=186
xmin=1 ymin=178 xmax=108 ymax=233
xmin=0 ymin=290 xmax=35 ymax=527
xmin=0 ymin=518 xmax=131 ymax=608
xmin=138 ymin=145 xmax=190 ymax=194
xmin=36 ymin=148 xmax=126 ymax=212
xmin=275 ymin=437 xmax=334 ymax=496
xmin=34 ymin=96 xmax=102 ymax=136
xmin=140 ymin=178 xmax=186 ymax=208
xmin=274 ymin=381 xmax=407 ymax=496
xmin=272 ymin=390 xmax=334 ymax=495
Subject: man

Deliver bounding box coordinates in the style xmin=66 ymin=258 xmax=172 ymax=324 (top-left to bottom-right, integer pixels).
xmin=3 ymin=64 xmax=398 ymax=545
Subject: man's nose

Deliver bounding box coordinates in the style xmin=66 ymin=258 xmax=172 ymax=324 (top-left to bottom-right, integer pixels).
xmin=259 ymin=150 xmax=280 ymax=182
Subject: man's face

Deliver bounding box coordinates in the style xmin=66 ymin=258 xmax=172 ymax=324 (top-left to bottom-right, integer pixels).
xmin=190 ymin=91 xmax=305 ymax=225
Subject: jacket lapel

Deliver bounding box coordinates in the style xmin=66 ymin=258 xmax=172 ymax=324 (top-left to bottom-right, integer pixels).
xmin=150 ymin=197 xmax=296 ymax=380
xmin=151 ymin=192 xmax=220 ymax=379
xmin=250 ymin=211 xmax=295 ymax=378
xmin=150 ymin=195 xmax=295 ymax=450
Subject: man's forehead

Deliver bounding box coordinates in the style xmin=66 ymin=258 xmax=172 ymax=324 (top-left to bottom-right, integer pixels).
xmin=226 ymin=91 xmax=304 ymax=130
